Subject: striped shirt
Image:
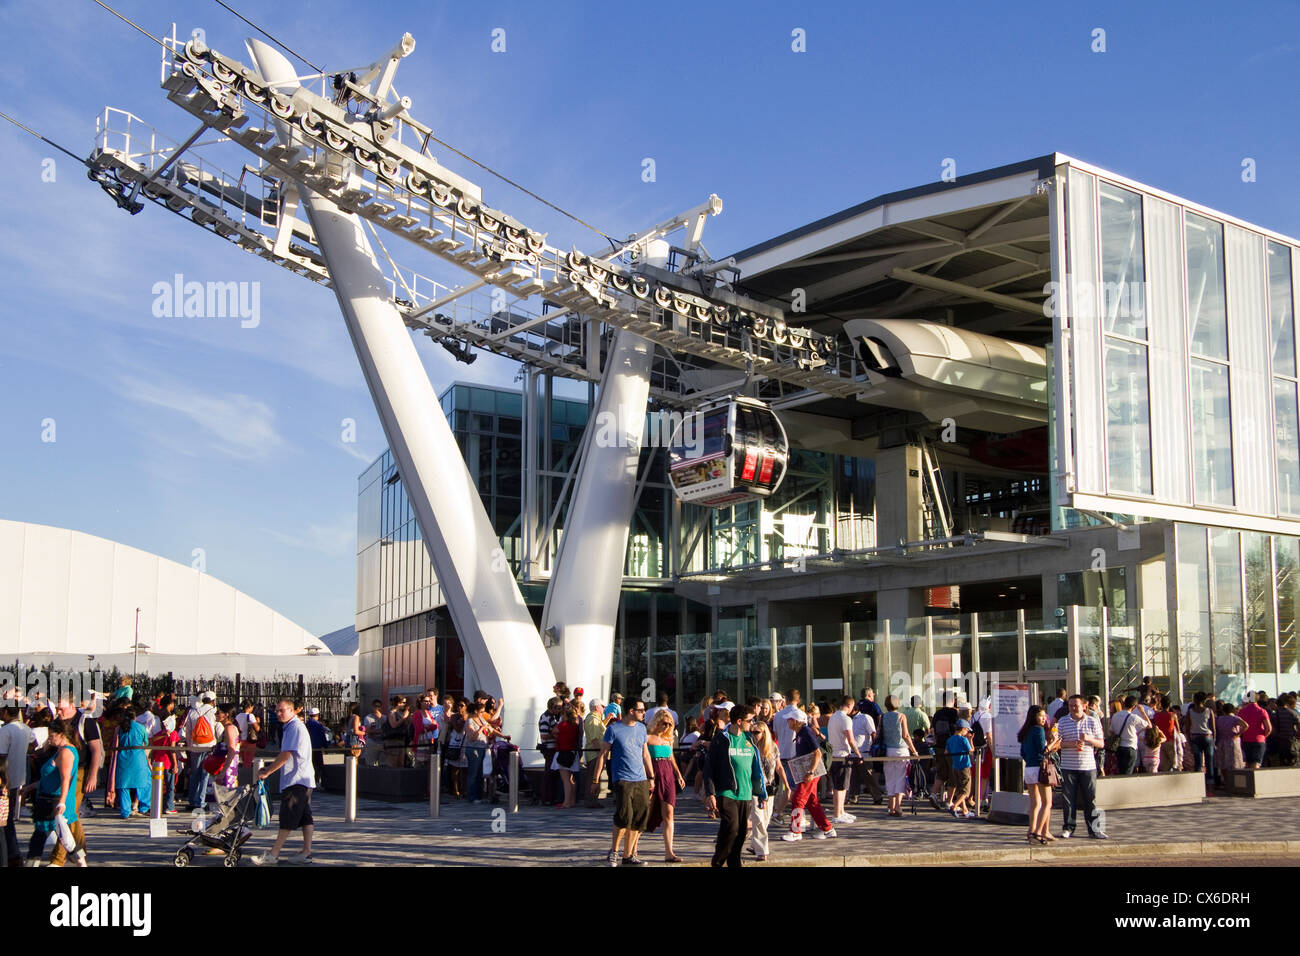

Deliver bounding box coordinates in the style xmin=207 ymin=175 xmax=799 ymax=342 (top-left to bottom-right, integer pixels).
xmin=1055 ymin=713 xmax=1103 ymax=771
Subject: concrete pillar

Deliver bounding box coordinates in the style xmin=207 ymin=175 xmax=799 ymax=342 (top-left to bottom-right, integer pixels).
xmin=875 ymin=444 xmax=924 ymax=547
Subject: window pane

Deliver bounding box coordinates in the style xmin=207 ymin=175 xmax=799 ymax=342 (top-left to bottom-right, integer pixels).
xmin=1177 ymin=524 xmax=1211 ymax=698
xmin=1104 ymin=339 xmax=1153 ymax=494
xmin=1210 ymin=528 xmax=1245 ymax=698
xmin=1186 ymin=213 xmax=1228 ymax=359
xmin=1268 ymin=241 xmax=1296 ymax=378
xmin=1099 ymin=183 xmax=1147 ymax=339
xmin=1244 ymin=533 xmax=1277 ymax=695
xmin=1276 ymin=380 xmax=1300 ymax=515
xmin=1189 ymin=359 xmax=1234 ymax=506
xmin=1276 ymin=537 xmax=1300 ymax=679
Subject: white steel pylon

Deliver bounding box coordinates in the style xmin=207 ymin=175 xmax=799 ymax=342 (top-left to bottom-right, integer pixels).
xmin=249 ymin=40 xmax=557 ymax=756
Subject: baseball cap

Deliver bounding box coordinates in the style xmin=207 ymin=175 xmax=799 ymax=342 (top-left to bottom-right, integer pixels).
xmin=956 ymin=719 xmax=971 ymax=729
xmin=769 ymin=692 xmax=784 ymax=701
xmin=1245 ymin=692 xmax=1257 ymax=703
xmin=200 ymin=691 xmax=216 ymax=702
xmin=307 ymin=707 xmax=320 ymax=716
xmin=574 ymin=687 xmax=584 ymax=696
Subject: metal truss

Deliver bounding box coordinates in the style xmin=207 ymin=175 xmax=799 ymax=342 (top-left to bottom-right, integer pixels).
xmin=88 ymin=29 xmax=875 ymax=406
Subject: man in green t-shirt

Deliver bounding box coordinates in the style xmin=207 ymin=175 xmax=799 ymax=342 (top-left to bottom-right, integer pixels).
xmin=704 ymin=704 xmax=767 ymax=867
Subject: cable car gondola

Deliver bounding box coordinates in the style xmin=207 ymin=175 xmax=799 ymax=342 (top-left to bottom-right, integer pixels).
xmin=667 ymin=397 xmax=789 ymax=507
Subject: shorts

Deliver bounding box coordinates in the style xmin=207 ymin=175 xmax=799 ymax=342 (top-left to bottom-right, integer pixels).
xmin=1023 ymin=767 xmax=1040 ymax=786
xmin=612 ymin=779 xmax=652 ymax=831
xmin=1243 ymin=741 xmax=1266 ymax=765
xmin=935 ymin=748 xmax=953 ymax=786
xmin=950 ymin=768 xmax=972 ymax=801
xmin=829 ymin=758 xmax=853 ymax=791
xmin=278 ymin=785 xmax=314 ymax=831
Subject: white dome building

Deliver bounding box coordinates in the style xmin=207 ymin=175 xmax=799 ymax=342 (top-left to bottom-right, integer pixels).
xmin=0 ymin=519 xmax=349 ymax=682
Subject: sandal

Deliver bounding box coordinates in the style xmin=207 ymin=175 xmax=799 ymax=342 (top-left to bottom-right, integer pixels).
xmin=664 ymin=854 xmax=683 ymax=863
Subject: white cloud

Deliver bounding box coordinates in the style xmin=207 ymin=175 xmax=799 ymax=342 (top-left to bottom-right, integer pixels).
xmin=262 ymin=513 xmax=356 ymax=557
xmin=116 ymin=374 xmax=284 ymax=461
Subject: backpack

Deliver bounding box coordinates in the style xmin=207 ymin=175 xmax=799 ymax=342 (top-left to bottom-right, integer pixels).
xmin=201 ymin=740 xmax=228 ymax=776
xmin=192 ymin=711 xmax=215 ymax=746
xmin=971 ymin=719 xmax=987 ymax=751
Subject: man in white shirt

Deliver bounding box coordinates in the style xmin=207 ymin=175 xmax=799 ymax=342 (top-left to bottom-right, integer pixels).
xmin=0 ymin=705 xmax=34 ymax=865
xmin=181 ymin=691 xmax=220 ymax=811
xmin=827 ymin=696 xmax=862 ymax=826
xmin=253 ymin=698 xmax=316 ymax=865
xmin=1109 ymin=695 xmax=1150 ymax=775
xmin=644 ymin=693 xmax=679 ymax=735
xmin=849 ymin=702 xmax=881 ymax=805
xmin=773 ymin=689 xmax=807 ymax=818
xmin=1056 ymin=695 xmax=1107 ymax=839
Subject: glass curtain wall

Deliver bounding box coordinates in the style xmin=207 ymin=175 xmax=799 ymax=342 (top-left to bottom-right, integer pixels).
xmin=1100 ymin=183 xmax=1153 ymax=495
xmin=1269 ymin=242 xmax=1300 ymax=516
xmin=1186 ymin=213 xmax=1235 ymax=507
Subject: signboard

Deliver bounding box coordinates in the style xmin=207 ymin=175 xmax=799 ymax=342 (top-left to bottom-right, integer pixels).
xmin=993 ymin=682 xmax=1032 ymax=760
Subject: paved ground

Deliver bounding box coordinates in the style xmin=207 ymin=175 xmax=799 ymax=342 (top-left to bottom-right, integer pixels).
xmin=60 ymin=788 xmax=1300 ymax=867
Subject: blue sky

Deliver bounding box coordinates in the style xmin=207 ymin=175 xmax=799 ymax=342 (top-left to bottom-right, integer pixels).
xmin=1 ymin=0 xmax=1296 ymax=637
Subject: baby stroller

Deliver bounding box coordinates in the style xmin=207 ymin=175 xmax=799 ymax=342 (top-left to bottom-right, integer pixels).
xmin=903 ymin=758 xmax=931 ymax=816
xmin=173 ymin=783 xmax=259 ymax=868
xmin=488 ymin=737 xmax=530 ymax=802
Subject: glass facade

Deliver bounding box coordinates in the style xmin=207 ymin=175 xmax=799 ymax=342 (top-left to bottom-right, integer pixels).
xmin=1064 ymin=166 xmax=1299 ymax=527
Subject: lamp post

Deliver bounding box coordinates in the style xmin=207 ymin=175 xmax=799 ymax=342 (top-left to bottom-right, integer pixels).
xmin=133 ymin=607 xmax=141 ymax=675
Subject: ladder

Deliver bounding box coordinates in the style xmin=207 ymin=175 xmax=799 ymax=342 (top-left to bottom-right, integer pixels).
xmin=918 ymin=437 xmax=952 ymax=540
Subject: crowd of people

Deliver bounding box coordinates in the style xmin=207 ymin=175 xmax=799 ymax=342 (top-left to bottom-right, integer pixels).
xmin=0 ymin=676 xmax=325 ymax=866
xmin=7 ymin=670 xmax=1300 ymax=868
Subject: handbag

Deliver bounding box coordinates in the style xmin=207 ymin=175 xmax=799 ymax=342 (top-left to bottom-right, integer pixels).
xmin=1039 ymin=754 xmax=1061 ymax=788
xmin=32 ymin=793 xmax=58 ymax=822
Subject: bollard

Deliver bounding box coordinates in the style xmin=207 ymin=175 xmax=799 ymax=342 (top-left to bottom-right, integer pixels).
xmin=428 ymin=752 xmax=440 ymax=819
xmin=508 ymin=749 xmax=520 ymax=814
xmin=151 ymin=761 xmax=163 ymax=819
xmin=148 ymin=761 xmax=167 ymax=838
xmin=344 ymin=752 xmax=357 ymax=823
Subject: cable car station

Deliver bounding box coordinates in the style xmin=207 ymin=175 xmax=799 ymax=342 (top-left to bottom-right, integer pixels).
xmin=86 ymin=26 xmax=1300 ymax=760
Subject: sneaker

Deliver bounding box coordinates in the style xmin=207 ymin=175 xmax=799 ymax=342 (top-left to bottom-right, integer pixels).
xmin=963 ymin=811 xmax=975 ymax=819
xmin=1059 ymin=830 xmax=1072 ymax=839
xmin=606 ymin=850 xmax=620 ymax=867
xmin=286 ymin=851 xmax=314 ymax=864
xmin=251 ymin=852 xmax=279 ymax=866
xmin=813 ymin=828 xmax=836 ymax=839
xmin=781 ymin=831 xmax=803 ymax=842
xmin=164 ymin=809 xmax=179 ymax=816
xmin=1088 ymin=831 xmax=1108 ymax=840
xmin=831 ymin=814 xmax=855 ymax=826
xmin=621 ymin=856 xmax=646 ymax=866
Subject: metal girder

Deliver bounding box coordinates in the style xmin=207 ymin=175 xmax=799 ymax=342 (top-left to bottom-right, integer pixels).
xmin=887 ymin=268 xmax=1045 ymax=316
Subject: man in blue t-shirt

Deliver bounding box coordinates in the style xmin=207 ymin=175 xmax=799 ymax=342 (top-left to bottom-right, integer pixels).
xmin=590 ymin=699 xmax=653 ymax=867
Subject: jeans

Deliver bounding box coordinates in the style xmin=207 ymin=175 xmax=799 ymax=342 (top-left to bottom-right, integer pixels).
xmin=466 ymin=746 xmax=487 ymax=801
xmin=188 ymin=757 xmax=210 ymax=809
xmin=1060 ymin=768 xmax=1104 ymax=835
xmin=711 ymin=796 xmax=749 ymax=867
xmin=1116 ymin=746 xmax=1138 ymax=775
xmin=162 ymin=769 xmax=176 ymax=812
xmin=1190 ymin=735 xmax=1215 ymax=783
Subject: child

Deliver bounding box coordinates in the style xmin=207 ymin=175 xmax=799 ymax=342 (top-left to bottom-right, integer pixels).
xmin=946 ymin=719 xmax=976 ymax=817
xmin=1142 ymin=724 xmax=1164 ymax=774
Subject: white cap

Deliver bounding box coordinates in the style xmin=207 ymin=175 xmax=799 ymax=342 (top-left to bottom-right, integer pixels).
xmin=307 ymin=707 xmax=320 ymax=716
xmin=200 ymin=691 xmax=216 ymax=702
